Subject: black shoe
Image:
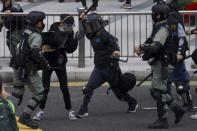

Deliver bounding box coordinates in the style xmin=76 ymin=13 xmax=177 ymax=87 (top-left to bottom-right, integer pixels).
xmin=59 ymin=0 xmax=64 ymax=2
xmin=172 ymin=106 xmax=185 ymax=124
xmin=148 ymin=118 xmax=169 ymax=129
xmin=128 ymin=104 xmax=138 ymax=113
xmin=77 ymin=105 xmax=88 ymax=118
xmin=18 ymin=112 xmax=39 ymax=129
xmin=183 ymin=103 xmax=193 ymax=112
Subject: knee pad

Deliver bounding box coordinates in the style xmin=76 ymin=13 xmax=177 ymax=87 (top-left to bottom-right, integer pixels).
xmin=12 ymin=85 xmax=25 ymax=106
xmin=11 ymin=92 xmax=23 ymax=106
xmin=161 ymin=93 xmax=173 ymax=103
xmin=150 ymin=89 xmax=162 ymax=101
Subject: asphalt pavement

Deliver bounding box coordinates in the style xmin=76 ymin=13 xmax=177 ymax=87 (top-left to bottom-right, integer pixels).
xmin=13 ymin=85 xmax=197 ymax=131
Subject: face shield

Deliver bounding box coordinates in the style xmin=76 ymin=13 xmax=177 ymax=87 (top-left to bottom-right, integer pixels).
xmin=83 ymin=19 xmax=102 ymax=35
xmin=59 ymin=16 xmax=74 ymax=32
xmin=152 ymin=12 xmax=160 ymax=23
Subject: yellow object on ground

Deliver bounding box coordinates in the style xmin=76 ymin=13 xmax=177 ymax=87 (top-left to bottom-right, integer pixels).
xmin=16 ymin=117 xmax=42 ymax=131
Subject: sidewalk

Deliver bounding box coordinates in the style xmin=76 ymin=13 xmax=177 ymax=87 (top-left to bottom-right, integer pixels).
xmin=1 ymin=57 xmax=197 ymax=83
xmin=1 ymin=0 xmax=197 ymax=83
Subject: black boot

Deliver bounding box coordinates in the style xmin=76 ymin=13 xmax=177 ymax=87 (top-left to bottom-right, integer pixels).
xmin=18 ymin=112 xmax=39 ymax=129
xmin=148 ymin=118 xmax=169 ymax=129
xmin=172 ymin=105 xmax=185 ymax=124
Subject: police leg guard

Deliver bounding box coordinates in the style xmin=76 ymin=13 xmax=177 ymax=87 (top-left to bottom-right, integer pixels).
xmin=24 ymin=91 xmax=44 ymax=116
xmin=11 ymin=85 xmax=25 ymax=106
xmin=176 ymin=83 xmax=193 ymax=110
xmin=166 ymin=96 xmax=185 ymax=124
xmin=150 ymin=89 xmax=167 ymax=119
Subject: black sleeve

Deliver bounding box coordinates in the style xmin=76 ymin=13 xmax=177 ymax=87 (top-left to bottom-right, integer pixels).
xmin=102 ymin=31 xmax=120 ymax=51
xmin=65 ymin=32 xmax=78 ymax=53
xmin=49 ymin=23 xmax=60 ymax=31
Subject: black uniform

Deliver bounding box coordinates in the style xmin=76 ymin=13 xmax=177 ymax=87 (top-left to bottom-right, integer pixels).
xmin=39 ymin=22 xmax=78 ymax=111
xmin=77 ymin=13 xmax=137 ymax=117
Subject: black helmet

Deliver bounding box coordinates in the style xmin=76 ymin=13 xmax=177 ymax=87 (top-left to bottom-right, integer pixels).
xmin=151 ymin=3 xmax=170 ymax=23
xmin=26 ymin=11 xmax=45 ymax=26
xmin=120 ymin=73 xmax=136 ymax=93
xmin=83 ymin=13 xmax=108 ymax=39
xmin=60 ymin=14 xmax=74 ymax=26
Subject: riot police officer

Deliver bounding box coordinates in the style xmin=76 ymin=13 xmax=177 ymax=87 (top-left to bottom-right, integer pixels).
xmin=33 ymin=14 xmax=80 ymax=121
xmin=135 ymin=3 xmax=185 ymax=129
xmin=77 ymin=13 xmax=138 ymax=118
xmin=10 ymin=11 xmax=47 ymax=129
xmin=158 ymin=0 xmax=194 ymax=111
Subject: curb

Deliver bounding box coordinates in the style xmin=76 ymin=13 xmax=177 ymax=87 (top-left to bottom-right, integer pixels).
xmin=1 ymin=66 xmax=197 ymax=83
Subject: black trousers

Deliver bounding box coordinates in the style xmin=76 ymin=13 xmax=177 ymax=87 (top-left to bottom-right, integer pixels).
xmin=81 ymin=65 xmax=137 ymax=107
xmin=39 ymin=66 xmax=72 ymax=110
xmin=81 ymin=0 xmax=98 ymax=7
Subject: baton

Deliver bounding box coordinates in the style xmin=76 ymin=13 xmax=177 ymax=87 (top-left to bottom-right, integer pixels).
xmin=84 ymin=0 xmax=99 ymax=15
xmin=113 ymin=56 xmax=128 ymax=63
xmin=48 ymin=66 xmax=63 ymax=70
xmin=136 ymin=73 xmax=152 ymax=87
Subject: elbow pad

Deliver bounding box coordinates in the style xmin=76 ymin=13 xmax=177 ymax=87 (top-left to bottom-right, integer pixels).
xmin=140 ymin=41 xmax=163 ymax=55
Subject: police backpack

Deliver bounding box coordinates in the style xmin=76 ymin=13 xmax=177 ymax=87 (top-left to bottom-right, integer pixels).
xmin=0 ymin=98 xmax=18 ymax=131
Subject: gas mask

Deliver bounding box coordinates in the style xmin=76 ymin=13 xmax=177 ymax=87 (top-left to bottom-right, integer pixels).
xmin=58 ymin=23 xmax=74 ymax=32
xmin=152 ymin=12 xmax=161 ymax=23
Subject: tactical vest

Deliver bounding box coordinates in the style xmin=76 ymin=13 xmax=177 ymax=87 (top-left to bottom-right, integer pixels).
xmin=149 ymin=21 xmax=179 ymax=66
xmin=0 ymin=98 xmax=18 ymax=131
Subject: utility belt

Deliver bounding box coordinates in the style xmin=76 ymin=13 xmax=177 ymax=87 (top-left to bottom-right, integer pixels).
xmin=146 ymin=53 xmax=175 ymax=67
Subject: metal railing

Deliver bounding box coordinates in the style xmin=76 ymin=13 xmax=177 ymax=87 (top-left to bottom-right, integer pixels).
xmin=0 ymin=11 xmax=197 ymax=67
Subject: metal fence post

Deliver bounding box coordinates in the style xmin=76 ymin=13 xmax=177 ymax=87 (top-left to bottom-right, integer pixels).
xmin=78 ymin=10 xmax=85 ymax=68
